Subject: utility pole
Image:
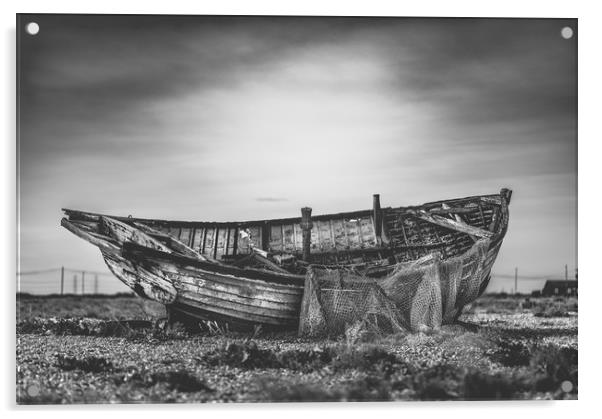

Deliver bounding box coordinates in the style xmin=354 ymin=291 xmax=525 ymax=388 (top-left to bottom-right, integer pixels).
xmin=565 ymin=264 xmax=568 ymax=281
xmin=73 ymin=275 xmax=77 ymax=294
xmin=60 ymin=266 xmax=64 ymax=295
xmin=94 ymin=275 xmax=98 ymax=294
xmin=514 ymin=267 xmax=518 ymax=295
xmin=81 ymin=271 xmax=85 ymax=295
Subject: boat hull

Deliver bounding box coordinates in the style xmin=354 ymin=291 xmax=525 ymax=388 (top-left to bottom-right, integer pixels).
xmin=61 ymin=188 xmax=511 ymax=330
xmin=117 ymin=242 xmax=304 ymax=329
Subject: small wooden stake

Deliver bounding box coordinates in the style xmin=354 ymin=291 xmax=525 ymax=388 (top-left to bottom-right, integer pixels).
xmin=301 ymin=207 xmax=313 ymax=262
xmin=373 ymin=194 xmax=382 ymax=245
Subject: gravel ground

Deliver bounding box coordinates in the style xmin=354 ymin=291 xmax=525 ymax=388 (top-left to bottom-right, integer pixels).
xmin=15 ymin=295 xmax=578 ymax=403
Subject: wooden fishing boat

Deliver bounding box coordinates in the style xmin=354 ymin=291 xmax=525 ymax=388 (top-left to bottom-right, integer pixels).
xmin=61 ymin=188 xmax=511 ymax=330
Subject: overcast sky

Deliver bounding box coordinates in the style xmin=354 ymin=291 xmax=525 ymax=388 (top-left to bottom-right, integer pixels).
xmin=18 ymin=15 xmax=577 ymax=294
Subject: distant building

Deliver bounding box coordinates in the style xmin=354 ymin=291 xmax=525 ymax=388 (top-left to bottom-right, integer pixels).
xmin=541 ymin=280 xmax=578 ymax=297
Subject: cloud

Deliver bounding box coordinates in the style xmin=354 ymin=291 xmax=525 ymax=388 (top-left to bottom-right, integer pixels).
xmin=18 ymin=16 xmax=577 ymax=293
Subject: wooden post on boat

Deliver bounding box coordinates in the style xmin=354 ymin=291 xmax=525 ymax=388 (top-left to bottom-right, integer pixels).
xmin=373 ymin=194 xmax=382 ymax=245
xmin=301 ymin=207 xmax=313 ymax=262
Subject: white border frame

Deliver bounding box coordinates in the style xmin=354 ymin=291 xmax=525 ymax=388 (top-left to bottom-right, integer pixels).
xmin=4 ymin=1 xmax=599 ymax=417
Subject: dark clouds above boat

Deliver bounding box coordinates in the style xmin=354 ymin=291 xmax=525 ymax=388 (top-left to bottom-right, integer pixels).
xmin=18 ymin=15 xmax=577 ymax=293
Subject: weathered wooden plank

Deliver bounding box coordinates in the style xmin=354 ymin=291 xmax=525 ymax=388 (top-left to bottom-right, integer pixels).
xmin=259 ymin=223 xmax=269 ymax=251
xmin=171 ymin=267 xmax=301 ymax=303
xmin=440 ymin=205 xmax=477 ymax=243
xmin=226 ymin=227 xmax=237 ymax=256
xmin=488 ymin=207 xmax=500 ymax=233
xmin=412 ymin=212 xmax=494 ymax=239
xmin=170 ymin=271 xmax=301 ymax=307
xmin=189 ymin=228 xmax=197 ymax=249
xmin=133 ymin=222 xmax=208 ymax=261
xmin=68 ymin=220 xmax=99 ymax=233
xmin=232 ymin=227 xmax=239 ymax=255
xmin=427 ymin=206 xmax=478 ymax=215
xmin=213 ymin=228 xmax=221 ymax=258
xmin=224 ymin=228 xmax=231 ymax=256
xmin=328 ymin=220 xmax=336 ymax=251
xmin=251 ymin=250 xmax=291 ymax=275
xmin=269 ymin=224 xmax=283 ymax=252
xmin=102 ymin=253 xmax=176 ymax=304
xmin=176 ymin=292 xmax=297 ymax=325
xmin=310 ymin=221 xmax=320 ymax=251
xmin=355 ymin=219 xmax=364 ymax=247
xmin=155 ymin=264 xmax=303 ymax=299
xmin=360 ymin=216 xmax=376 ymax=246
xmin=164 ymin=226 xmax=178 ymax=241
xmin=332 ymin=219 xmax=348 ymax=250
xmin=249 ymin=226 xmax=262 ymax=250
xmin=175 ymin=281 xmax=299 ymax=314
xmin=477 ymin=203 xmax=486 ymax=227
xmin=252 ymin=247 xmax=269 ymax=258
xmin=61 ymin=218 xmax=120 ymax=253
xmin=283 ymin=224 xmax=295 ymax=252
xmin=203 ymin=228 xmax=215 ymax=257
xmin=192 ymin=228 xmax=203 ymax=251
xmin=480 ymin=196 xmax=502 ymax=205
xmin=62 ymin=209 xmax=101 ymax=222
xmin=318 ymin=220 xmax=334 ymax=251
xmin=123 ymin=242 xmax=304 ymax=287
xmin=344 ymin=218 xmax=361 ymax=249
xmin=200 ymin=228 xmax=209 ymax=255
xmin=100 ymin=216 xmax=173 ymax=252
xmin=179 ymin=228 xmax=191 ymax=247
xmin=215 ymin=228 xmax=228 ymax=258
xmin=293 ymin=223 xmax=303 ymax=252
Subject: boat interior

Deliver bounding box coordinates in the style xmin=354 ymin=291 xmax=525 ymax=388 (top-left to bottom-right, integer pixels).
xmin=62 ymin=189 xmax=511 ymax=278
xmin=63 ymin=189 xmax=511 ymax=274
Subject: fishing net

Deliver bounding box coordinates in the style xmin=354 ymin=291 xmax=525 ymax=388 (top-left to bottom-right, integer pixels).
xmin=298 ymin=240 xmax=490 ymax=337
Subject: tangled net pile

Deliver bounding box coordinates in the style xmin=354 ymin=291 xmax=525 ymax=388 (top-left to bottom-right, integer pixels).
xmin=298 ymin=240 xmax=490 ymax=337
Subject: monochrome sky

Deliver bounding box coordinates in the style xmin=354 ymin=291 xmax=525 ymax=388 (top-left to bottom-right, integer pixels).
xmin=18 ymin=15 xmax=577 ymax=294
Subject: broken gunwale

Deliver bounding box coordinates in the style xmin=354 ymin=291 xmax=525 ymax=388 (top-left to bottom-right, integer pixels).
xmin=61 ymin=192 xmax=502 ymax=229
